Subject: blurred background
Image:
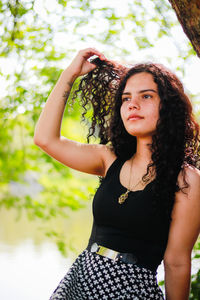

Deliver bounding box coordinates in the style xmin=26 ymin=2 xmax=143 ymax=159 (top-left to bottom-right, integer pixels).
xmin=0 ymin=0 xmax=200 ymax=299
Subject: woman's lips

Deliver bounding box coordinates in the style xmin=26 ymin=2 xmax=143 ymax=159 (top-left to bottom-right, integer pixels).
xmin=128 ymin=117 xmax=143 ymax=120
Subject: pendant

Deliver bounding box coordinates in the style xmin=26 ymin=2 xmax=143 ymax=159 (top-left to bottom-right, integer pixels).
xmin=118 ymin=189 xmax=130 ymax=204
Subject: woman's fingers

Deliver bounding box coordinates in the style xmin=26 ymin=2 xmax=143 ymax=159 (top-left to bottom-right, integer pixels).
xmin=66 ymin=48 xmax=107 ymax=78
xmin=80 ymin=48 xmax=106 ymax=61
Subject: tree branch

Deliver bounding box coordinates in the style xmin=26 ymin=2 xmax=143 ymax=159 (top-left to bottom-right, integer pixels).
xmin=168 ymin=0 xmax=200 ymax=57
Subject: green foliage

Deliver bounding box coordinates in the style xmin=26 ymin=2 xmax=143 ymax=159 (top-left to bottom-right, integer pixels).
xmin=0 ymin=0 xmax=200 ymax=293
xmin=190 ymin=269 xmax=200 ymax=300
xmin=189 ymin=240 xmax=200 ymax=299
xmin=58 ymin=0 xmax=68 ymax=7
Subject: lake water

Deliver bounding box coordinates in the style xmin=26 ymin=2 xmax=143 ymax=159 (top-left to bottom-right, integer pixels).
xmin=0 ymin=203 xmax=92 ymax=300
xmin=0 ymin=205 xmax=199 ymax=300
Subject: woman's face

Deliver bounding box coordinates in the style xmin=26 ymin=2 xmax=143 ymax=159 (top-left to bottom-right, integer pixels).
xmin=120 ymin=72 xmax=161 ymax=138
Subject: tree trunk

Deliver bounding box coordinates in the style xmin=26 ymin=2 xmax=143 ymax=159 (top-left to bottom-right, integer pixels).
xmin=168 ymin=0 xmax=200 ymax=58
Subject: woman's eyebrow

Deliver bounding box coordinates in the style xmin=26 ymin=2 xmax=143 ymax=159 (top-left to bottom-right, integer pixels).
xmin=122 ymin=89 xmax=157 ymax=95
xmin=139 ymin=89 xmax=157 ymax=93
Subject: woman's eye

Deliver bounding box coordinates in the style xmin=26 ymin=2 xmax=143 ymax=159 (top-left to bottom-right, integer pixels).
xmin=122 ymin=97 xmax=130 ymax=102
xmin=143 ymin=94 xmax=152 ymax=99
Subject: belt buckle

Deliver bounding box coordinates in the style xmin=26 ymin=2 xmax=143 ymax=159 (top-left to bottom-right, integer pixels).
xmin=97 ymin=247 xmax=119 ymax=260
xmin=90 ymin=243 xmax=138 ymax=265
xmin=91 ymin=243 xmax=119 ymax=261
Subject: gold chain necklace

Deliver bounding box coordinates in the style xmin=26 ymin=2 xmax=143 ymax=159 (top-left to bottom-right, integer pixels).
xmin=118 ymin=156 xmax=149 ymax=205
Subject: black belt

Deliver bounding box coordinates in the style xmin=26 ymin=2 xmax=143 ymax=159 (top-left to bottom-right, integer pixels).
xmin=87 ymin=242 xmax=138 ymax=264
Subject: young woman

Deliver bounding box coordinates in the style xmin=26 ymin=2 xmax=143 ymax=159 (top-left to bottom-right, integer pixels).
xmin=34 ymin=48 xmax=200 ymax=300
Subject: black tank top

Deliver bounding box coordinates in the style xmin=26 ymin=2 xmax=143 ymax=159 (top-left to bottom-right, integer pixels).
xmin=88 ymin=156 xmax=171 ymax=272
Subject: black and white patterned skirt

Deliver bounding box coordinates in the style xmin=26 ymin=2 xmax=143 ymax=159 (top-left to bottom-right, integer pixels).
xmin=49 ymin=249 xmax=164 ymax=300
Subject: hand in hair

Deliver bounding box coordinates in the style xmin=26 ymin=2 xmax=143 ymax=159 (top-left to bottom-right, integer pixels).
xmin=66 ymin=48 xmax=107 ymax=79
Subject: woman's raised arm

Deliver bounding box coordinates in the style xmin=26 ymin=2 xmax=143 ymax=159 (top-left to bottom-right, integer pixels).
xmin=33 ymin=48 xmax=111 ymax=177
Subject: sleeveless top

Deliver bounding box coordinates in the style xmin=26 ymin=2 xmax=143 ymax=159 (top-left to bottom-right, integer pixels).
xmin=87 ymin=156 xmax=171 ymax=272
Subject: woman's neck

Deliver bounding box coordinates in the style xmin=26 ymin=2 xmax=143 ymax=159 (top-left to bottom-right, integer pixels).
xmin=133 ymin=136 xmax=153 ymax=166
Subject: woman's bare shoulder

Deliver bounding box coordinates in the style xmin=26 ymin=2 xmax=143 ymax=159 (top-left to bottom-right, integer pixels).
xmin=177 ymin=164 xmax=200 ymax=191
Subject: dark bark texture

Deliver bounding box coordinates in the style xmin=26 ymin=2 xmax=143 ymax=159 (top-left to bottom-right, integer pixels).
xmin=169 ymin=0 xmax=200 ymax=57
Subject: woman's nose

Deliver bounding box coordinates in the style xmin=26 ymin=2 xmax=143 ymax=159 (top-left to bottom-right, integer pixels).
xmin=128 ymin=97 xmax=140 ymax=109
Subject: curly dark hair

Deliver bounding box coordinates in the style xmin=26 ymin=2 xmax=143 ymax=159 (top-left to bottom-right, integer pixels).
xmin=70 ymin=57 xmax=200 ymax=222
